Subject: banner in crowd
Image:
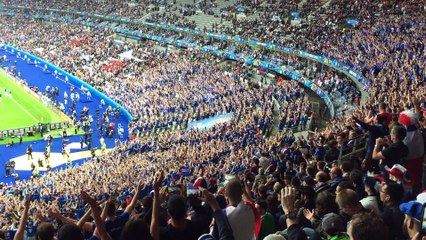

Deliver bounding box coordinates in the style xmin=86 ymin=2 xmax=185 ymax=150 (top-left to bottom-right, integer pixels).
xmin=187 ymin=113 xmax=234 ymax=131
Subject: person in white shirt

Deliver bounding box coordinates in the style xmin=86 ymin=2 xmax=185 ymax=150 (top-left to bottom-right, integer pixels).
xmin=259 ymin=154 xmax=271 ymax=171
xmin=63 ymin=91 xmax=68 ymax=105
xmin=222 ymin=179 xmax=261 ymax=240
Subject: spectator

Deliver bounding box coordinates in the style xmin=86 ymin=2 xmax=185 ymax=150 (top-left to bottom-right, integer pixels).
xmin=314 ymin=171 xmax=330 ymax=194
xmin=335 ymin=189 xmax=366 ymax=224
xmin=321 ymin=213 xmax=349 ymax=240
xmin=372 ymin=125 xmax=409 ymax=171
xmin=103 ymin=182 xmax=146 ymax=240
xmin=325 ymin=140 xmax=340 ymax=163
xmin=378 ymin=103 xmax=392 ymax=128
xmin=0 ymin=1 xmax=424 ymax=240
xmin=399 ymin=201 xmax=423 ymax=240
xmin=360 ymin=177 xmax=380 ymax=215
xmin=302 ymin=191 xmax=338 ymax=233
xmin=255 ymin=200 xmax=275 ymax=240
xmin=159 ymin=194 xmax=204 ymax=240
xmin=335 ymin=181 xmax=355 ymax=195
xmin=329 ymin=167 xmax=344 ymax=192
xmin=385 ymin=164 xmax=413 ymax=202
xmin=353 ymin=115 xmax=387 ymax=160
xmin=398 ymin=108 xmax=425 ymax=191
xmin=348 ymin=212 xmax=389 ymax=240
xmin=340 ymin=161 xmax=352 ymax=179
xmin=379 ymin=182 xmax=405 ymax=240
xmin=36 ymin=223 xmax=54 ymax=240
xmin=120 ymin=219 xmax=151 ymax=240
xmin=279 ymin=187 xmax=307 ymax=240
xmin=222 ymin=179 xmax=260 ymax=240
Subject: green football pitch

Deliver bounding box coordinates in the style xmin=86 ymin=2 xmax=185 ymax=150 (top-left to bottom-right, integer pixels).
xmin=0 ymin=71 xmax=66 ymax=131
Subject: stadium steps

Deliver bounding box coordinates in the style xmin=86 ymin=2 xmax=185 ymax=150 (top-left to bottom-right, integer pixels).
xmin=141 ymin=12 xmax=152 ymax=20
xmin=298 ymin=0 xmax=309 ymax=7
xmin=319 ymin=0 xmax=333 ymax=9
xmin=180 ymin=0 xmax=238 ymax=30
xmin=176 ymin=0 xmax=197 ymax=4
xmin=245 ymin=66 xmax=284 ymax=135
xmin=210 ymin=0 xmax=234 ymax=15
xmin=185 ymin=14 xmax=224 ymax=30
xmin=307 ymin=0 xmax=333 ymax=18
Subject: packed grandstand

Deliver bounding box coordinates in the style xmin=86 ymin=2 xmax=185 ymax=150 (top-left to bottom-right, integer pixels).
xmin=0 ymin=0 xmax=425 ymax=240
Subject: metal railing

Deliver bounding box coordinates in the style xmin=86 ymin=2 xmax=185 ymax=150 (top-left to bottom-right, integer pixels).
xmin=0 ymin=122 xmax=71 ymax=140
xmin=338 ymin=133 xmax=368 ymax=164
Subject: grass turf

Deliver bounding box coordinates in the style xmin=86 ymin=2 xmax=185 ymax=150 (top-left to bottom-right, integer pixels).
xmin=0 ymin=71 xmax=66 ymax=131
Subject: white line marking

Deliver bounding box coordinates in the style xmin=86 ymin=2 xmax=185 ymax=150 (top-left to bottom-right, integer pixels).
xmin=10 ymin=96 xmax=39 ymax=123
xmin=0 ymin=68 xmax=39 ymax=124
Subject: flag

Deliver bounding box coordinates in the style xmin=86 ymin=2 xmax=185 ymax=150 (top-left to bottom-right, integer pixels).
xmin=180 ymin=166 xmax=191 ymax=176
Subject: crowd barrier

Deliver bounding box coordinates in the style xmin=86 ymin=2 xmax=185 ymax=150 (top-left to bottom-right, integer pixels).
xmin=0 ymin=43 xmax=133 ymax=123
xmin=338 ymin=133 xmax=368 ymax=164
xmin=0 ymin=122 xmax=71 ymax=140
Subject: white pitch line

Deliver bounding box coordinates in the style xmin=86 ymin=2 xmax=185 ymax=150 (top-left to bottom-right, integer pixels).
xmin=0 ymin=68 xmax=39 ymax=124
xmin=10 ymin=96 xmax=39 ymax=123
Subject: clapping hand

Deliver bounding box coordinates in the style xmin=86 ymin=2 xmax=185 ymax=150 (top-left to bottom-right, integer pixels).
xmin=375 ymin=137 xmax=384 ymax=146
xmin=303 ymin=209 xmax=315 ymax=221
xmin=47 ymin=208 xmax=61 ymax=218
xmin=153 ymin=171 xmax=167 ymax=203
xmin=199 ymin=187 xmax=220 ymax=211
xmin=137 ymin=180 xmax=146 ymax=193
xmin=24 ymin=193 xmax=32 ymax=210
xmin=81 ymin=191 xmax=97 ymax=206
xmin=153 ymin=171 xmax=165 ymax=192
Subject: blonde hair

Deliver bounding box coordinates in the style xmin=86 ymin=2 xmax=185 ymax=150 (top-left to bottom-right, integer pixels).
xmin=336 ymin=189 xmax=359 ymax=209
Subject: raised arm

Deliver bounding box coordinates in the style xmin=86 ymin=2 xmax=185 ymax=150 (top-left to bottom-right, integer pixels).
xmin=199 ymin=188 xmax=234 ymax=240
xmin=14 ymin=194 xmax=32 ymax=240
xmin=411 ymin=96 xmax=421 ymax=114
xmin=48 ymin=209 xmax=77 ymax=225
xmin=353 ymin=116 xmax=372 ymax=131
xmin=236 ymin=175 xmax=253 ymax=203
xmin=151 ymin=171 xmax=165 ymax=240
xmin=81 ymin=191 xmax=112 ymax=240
xmin=281 ymin=187 xmax=298 ymax=228
xmin=372 ymin=137 xmax=385 ymax=160
xmin=124 ymin=181 xmax=146 ymax=214
xmin=101 ymin=199 xmax=112 ymax=221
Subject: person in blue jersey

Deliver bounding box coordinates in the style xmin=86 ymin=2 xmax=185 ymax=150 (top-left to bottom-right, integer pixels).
xmin=100 ymin=181 xmax=146 ymax=240
xmin=4 ymin=222 xmax=18 ymax=240
xmin=23 ymin=219 xmax=37 ymax=240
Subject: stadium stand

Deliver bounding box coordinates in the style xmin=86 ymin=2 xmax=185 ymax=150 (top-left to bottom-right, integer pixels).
xmin=0 ymin=0 xmax=424 ymax=240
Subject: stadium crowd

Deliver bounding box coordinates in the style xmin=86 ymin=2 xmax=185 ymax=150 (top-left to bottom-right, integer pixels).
xmin=0 ymin=17 xmax=311 ymax=136
xmin=0 ymin=0 xmax=425 ymax=240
